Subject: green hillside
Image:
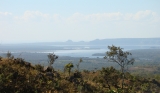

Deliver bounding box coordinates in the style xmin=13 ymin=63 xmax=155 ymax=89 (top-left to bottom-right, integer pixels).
xmin=0 ymin=47 xmax=160 ymax=93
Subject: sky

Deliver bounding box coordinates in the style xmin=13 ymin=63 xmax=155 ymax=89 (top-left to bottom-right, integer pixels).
xmin=0 ymin=0 xmax=160 ymax=43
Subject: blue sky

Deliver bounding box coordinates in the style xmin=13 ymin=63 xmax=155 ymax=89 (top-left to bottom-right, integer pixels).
xmin=0 ymin=0 xmax=160 ymax=43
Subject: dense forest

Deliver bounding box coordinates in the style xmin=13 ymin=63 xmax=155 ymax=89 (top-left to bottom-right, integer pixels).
xmin=0 ymin=45 xmax=160 ymax=93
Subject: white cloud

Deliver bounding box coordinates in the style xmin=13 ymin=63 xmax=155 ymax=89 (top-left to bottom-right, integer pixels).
xmin=12 ymin=10 xmax=160 ymax=24
xmin=133 ymin=10 xmax=152 ymax=20
xmin=0 ymin=10 xmax=160 ymax=43
xmin=0 ymin=12 xmax=13 ymax=24
xmin=0 ymin=12 xmax=12 ymax=16
xmin=66 ymin=10 xmax=160 ymax=25
xmin=14 ymin=11 xmax=50 ymax=21
xmin=0 ymin=12 xmax=12 ymax=19
xmin=66 ymin=12 xmax=123 ymax=24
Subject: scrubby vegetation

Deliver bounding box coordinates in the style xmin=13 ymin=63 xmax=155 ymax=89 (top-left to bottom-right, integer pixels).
xmin=0 ymin=46 xmax=160 ymax=93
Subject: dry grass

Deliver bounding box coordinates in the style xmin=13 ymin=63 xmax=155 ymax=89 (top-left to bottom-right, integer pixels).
xmin=0 ymin=57 xmax=160 ymax=93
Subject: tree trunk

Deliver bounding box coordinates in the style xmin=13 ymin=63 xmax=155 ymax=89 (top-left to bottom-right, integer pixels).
xmin=121 ymin=66 xmax=125 ymax=90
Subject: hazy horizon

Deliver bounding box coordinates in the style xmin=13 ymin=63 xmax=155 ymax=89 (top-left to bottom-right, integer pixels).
xmin=0 ymin=37 xmax=159 ymax=44
xmin=1 ymin=37 xmax=160 ymax=45
xmin=0 ymin=0 xmax=160 ymax=43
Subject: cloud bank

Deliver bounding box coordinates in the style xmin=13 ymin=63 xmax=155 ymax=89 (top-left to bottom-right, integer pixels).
xmin=0 ymin=10 xmax=160 ymax=43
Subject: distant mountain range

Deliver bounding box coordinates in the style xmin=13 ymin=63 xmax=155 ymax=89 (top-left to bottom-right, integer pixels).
xmin=3 ymin=38 xmax=160 ymax=46
xmin=1 ymin=38 xmax=160 ymax=53
xmin=89 ymin=38 xmax=160 ymax=45
xmin=40 ymin=38 xmax=160 ymax=45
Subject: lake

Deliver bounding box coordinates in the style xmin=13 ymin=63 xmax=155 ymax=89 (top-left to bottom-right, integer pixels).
xmin=0 ymin=44 xmax=159 ymax=58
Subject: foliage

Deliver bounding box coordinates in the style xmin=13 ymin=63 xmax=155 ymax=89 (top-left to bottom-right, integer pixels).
xmin=47 ymin=53 xmax=58 ymax=67
xmin=34 ymin=64 xmax=44 ymax=72
xmin=0 ymin=58 xmax=160 ymax=93
xmin=104 ymin=45 xmax=135 ymax=89
xmin=100 ymin=66 xmax=120 ymax=90
xmin=0 ymin=46 xmax=160 ymax=93
xmin=64 ymin=62 xmax=74 ymax=76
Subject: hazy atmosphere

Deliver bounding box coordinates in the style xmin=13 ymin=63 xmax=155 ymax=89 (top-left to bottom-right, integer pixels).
xmin=0 ymin=0 xmax=160 ymax=43
xmin=1 ymin=1 xmax=160 ymax=92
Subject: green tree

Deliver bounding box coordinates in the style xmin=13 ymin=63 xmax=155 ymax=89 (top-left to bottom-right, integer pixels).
xmin=100 ymin=67 xmax=120 ymax=91
xmin=65 ymin=62 xmax=74 ymax=76
xmin=47 ymin=53 xmax=58 ymax=67
xmin=104 ymin=45 xmax=135 ymax=89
